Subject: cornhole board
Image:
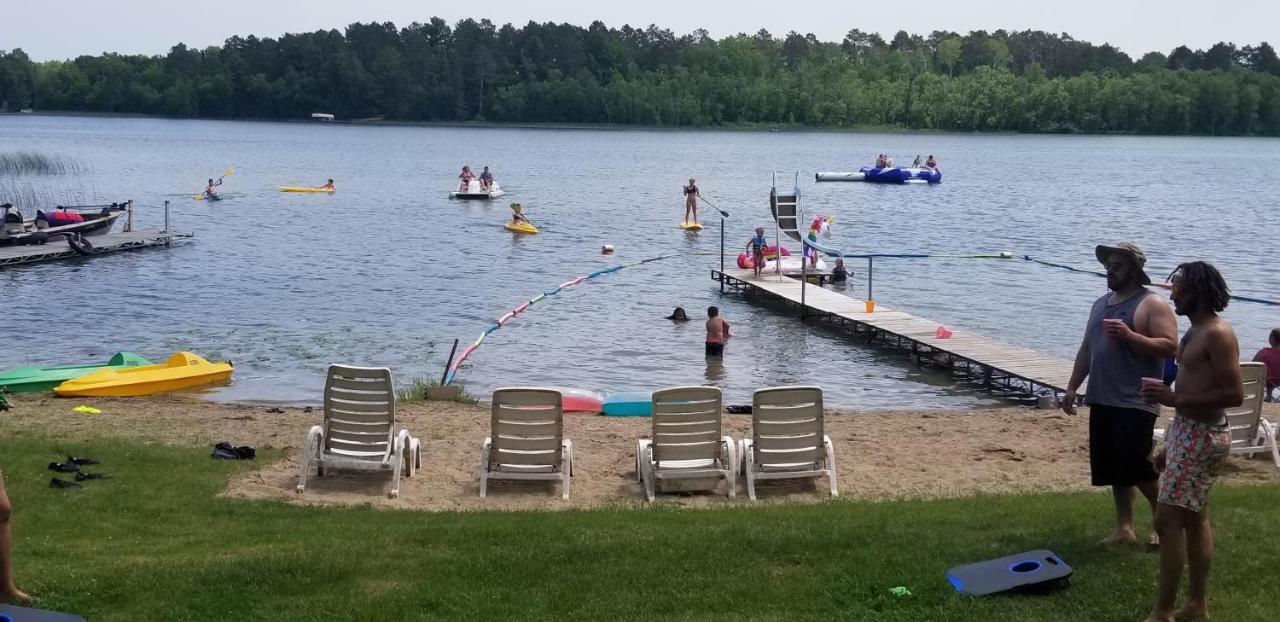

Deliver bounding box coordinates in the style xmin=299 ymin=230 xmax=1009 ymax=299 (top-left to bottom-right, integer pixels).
xmin=946 ymin=549 xmax=1072 ymax=596
xmin=0 ymin=604 xmax=87 ymax=622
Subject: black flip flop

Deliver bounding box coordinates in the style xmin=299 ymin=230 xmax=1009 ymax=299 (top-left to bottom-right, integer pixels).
xmin=49 ymin=477 xmax=82 ymax=489
xmin=67 ymin=456 xmax=100 ymax=466
xmin=74 ymin=472 xmax=111 ymax=481
xmin=48 ymin=462 xmax=80 ymax=473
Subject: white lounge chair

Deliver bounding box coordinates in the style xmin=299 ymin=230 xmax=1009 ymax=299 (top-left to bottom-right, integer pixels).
xmin=481 ymin=388 xmax=573 ymax=499
xmin=636 ymin=386 xmax=736 ymax=502
xmin=1155 ymin=362 xmax=1278 ymax=469
xmin=296 ymin=365 xmax=420 ymax=498
xmin=739 ymin=386 xmax=837 ymax=501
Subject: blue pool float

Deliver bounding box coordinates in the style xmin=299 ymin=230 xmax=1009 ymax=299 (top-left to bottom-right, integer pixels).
xmin=601 ymin=391 xmax=653 ymax=417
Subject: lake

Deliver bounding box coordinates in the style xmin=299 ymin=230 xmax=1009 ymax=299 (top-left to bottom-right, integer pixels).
xmin=1 ymin=115 xmax=1275 ymax=408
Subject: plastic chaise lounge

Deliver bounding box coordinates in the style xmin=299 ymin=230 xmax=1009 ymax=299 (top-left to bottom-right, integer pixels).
xmin=480 ymin=388 xmax=573 ymax=499
xmin=296 ymin=364 xmax=421 ymax=498
xmin=635 ymin=386 xmax=736 ymax=502
xmin=739 ymin=386 xmax=837 ymax=501
xmin=1155 ymin=362 xmax=1278 ymax=469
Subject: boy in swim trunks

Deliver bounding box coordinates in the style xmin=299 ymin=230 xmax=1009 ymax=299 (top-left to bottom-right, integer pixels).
xmin=1139 ymin=262 xmax=1242 ymax=622
xmin=705 ymin=306 xmax=731 ymax=357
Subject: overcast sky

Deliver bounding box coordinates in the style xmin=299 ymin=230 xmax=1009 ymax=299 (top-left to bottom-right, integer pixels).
xmin=2 ymin=0 xmax=1275 ymax=61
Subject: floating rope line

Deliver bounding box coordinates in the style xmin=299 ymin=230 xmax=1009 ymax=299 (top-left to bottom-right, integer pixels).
xmin=444 ymin=254 xmax=678 ymax=385
xmin=1022 ymin=255 xmax=1279 ymax=307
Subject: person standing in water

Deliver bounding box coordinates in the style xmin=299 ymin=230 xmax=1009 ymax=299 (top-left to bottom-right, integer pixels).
xmin=683 ymin=178 xmax=700 ymax=225
xmin=1140 ymin=262 xmax=1241 ymax=622
xmin=705 ymin=306 xmax=731 ymax=357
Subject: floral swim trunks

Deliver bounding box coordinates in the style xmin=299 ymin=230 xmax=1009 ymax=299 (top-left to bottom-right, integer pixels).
xmin=1158 ymin=415 xmax=1231 ymax=512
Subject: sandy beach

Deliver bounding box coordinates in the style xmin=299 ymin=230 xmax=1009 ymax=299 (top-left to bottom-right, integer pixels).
xmin=4 ymin=393 xmax=1277 ymax=512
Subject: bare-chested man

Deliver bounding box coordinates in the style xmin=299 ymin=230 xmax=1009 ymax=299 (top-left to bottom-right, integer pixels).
xmin=705 ymin=306 xmax=731 ymax=357
xmin=1 ymin=471 xmax=30 ymax=604
xmin=1063 ymin=243 xmax=1178 ymax=545
xmin=1139 ymin=261 xmax=1242 ymax=622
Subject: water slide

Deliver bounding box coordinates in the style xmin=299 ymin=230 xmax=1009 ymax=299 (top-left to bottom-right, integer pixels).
xmin=770 ymin=174 xmax=843 ymax=259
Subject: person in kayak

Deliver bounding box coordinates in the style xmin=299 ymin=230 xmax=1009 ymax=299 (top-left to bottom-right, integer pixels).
xmin=683 ymin=178 xmax=700 ymax=225
xmin=458 ymin=166 xmax=475 ymax=192
xmin=204 ymin=178 xmax=222 ymax=199
xmin=479 ymin=166 xmax=495 ymax=191
xmin=319 ymin=179 xmax=335 ymax=190
xmin=510 ymin=202 xmax=528 ymax=223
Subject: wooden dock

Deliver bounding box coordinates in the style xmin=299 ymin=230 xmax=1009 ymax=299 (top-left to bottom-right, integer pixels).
xmin=0 ymin=230 xmax=192 ymax=268
xmin=713 ymin=268 xmax=1082 ymax=402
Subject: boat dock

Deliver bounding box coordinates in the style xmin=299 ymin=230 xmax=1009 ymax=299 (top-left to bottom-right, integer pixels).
xmin=712 ymin=268 xmax=1082 ymax=402
xmin=0 ymin=230 xmax=192 ymax=268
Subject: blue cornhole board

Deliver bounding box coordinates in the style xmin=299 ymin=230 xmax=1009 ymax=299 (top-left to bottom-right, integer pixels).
xmin=601 ymin=391 xmax=652 ymax=417
xmin=946 ymin=549 xmax=1072 ymax=596
xmin=0 ymin=604 xmax=87 ymax=622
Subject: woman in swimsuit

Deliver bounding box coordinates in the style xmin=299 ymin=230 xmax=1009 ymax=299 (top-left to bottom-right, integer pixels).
xmin=683 ymin=178 xmax=699 ymax=225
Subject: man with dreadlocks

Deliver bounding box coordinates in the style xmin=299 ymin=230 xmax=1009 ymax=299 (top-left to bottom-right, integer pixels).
xmin=1139 ymin=261 xmax=1241 ymax=622
xmin=1063 ymin=242 xmax=1178 ymax=546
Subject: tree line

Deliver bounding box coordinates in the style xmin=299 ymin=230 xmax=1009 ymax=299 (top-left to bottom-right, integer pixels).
xmin=2 ymin=19 xmax=1280 ymax=135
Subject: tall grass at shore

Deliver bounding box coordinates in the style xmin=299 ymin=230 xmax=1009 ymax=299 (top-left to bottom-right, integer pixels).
xmin=4 ymin=432 xmax=1278 ymax=621
xmin=0 ymin=151 xmax=96 ymax=212
xmin=396 ymin=376 xmax=478 ymax=405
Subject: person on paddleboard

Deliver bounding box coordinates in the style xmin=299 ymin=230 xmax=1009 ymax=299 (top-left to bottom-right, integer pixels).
xmin=204 ymin=178 xmax=222 ymax=199
xmin=320 ymin=179 xmax=335 ymax=190
xmin=683 ymin=178 xmax=699 ymax=225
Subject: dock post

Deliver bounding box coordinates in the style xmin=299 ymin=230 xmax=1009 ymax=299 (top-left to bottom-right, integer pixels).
xmin=867 ymin=256 xmax=874 ymax=303
xmin=163 ymin=200 xmax=171 ymax=247
xmin=800 ymin=240 xmax=808 ymax=319
xmin=720 ymin=218 xmax=725 ymax=292
xmin=125 ymin=200 xmax=133 ymax=232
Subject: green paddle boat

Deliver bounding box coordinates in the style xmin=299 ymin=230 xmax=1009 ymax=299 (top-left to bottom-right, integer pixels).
xmin=0 ymin=352 xmax=153 ymax=393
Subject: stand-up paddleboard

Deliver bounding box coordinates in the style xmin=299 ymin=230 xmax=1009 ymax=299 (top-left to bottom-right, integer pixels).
xmin=279 ymin=186 xmax=335 ymax=193
xmin=679 ymin=221 xmax=703 ymax=231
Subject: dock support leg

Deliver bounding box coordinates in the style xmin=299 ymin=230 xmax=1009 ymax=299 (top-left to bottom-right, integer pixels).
xmin=163 ymin=200 xmax=171 ymax=247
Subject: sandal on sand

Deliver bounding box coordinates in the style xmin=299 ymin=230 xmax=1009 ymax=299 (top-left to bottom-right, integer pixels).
xmin=47 ymin=462 xmax=80 ymax=473
xmin=74 ymin=472 xmax=111 ymax=481
xmin=49 ymin=477 xmax=82 ymax=489
xmin=67 ymin=456 xmax=100 ymax=466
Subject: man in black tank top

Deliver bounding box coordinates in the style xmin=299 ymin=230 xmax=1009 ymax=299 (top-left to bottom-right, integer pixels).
xmin=1062 ymin=243 xmax=1178 ymax=546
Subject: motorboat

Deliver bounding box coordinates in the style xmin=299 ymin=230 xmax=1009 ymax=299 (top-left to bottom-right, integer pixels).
xmin=1 ymin=202 xmax=126 ymax=246
xmin=450 ymin=180 xmax=505 ymax=200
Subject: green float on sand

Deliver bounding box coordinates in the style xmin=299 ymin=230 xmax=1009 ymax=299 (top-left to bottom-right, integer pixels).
xmin=0 ymin=352 xmax=153 ymax=393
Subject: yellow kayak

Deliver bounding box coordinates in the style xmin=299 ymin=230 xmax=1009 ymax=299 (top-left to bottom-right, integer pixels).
xmin=279 ymin=186 xmax=335 ymax=193
xmin=54 ymin=352 xmax=233 ymax=397
xmin=504 ymin=220 xmax=538 ymax=234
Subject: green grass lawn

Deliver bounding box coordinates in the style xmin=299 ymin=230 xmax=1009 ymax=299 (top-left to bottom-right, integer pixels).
xmin=3 ymin=432 xmax=1277 ymax=621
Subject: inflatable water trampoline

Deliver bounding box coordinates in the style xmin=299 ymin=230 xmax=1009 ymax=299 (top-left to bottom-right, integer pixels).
xmin=815 ymin=167 xmax=942 ymax=184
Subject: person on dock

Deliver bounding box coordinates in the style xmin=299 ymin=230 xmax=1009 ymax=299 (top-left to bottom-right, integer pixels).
xmin=666 ymin=307 xmax=690 ymax=322
xmin=1250 ymin=328 xmax=1280 ymax=401
xmin=204 ymin=178 xmax=221 ymax=200
xmin=705 ymin=306 xmax=731 ymax=357
xmin=320 ymin=179 xmax=335 ymax=190
xmin=683 ymin=178 xmax=700 ymax=225
xmin=458 ymin=166 xmax=475 ymax=192
xmin=1139 ymin=261 xmax=1240 ymax=622
xmin=925 ymin=155 xmax=938 ymax=170
xmin=1062 ymin=242 xmax=1178 ymax=546
xmin=0 ymin=471 xmax=30 ymax=604
xmin=747 ymin=227 xmax=768 ymax=278
xmin=832 ymin=258 xmax=848 ymax=283
xmin=479 ymin=166 xmax=495 ymax=191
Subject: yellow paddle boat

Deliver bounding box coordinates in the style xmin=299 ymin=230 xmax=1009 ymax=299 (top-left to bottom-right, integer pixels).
xmin=54 ymin=352 xmax=233 ymax=397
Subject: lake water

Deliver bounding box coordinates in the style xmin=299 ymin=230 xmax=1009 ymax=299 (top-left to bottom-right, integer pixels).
xmin=1 ymin=115 xmax=1276 ymax=408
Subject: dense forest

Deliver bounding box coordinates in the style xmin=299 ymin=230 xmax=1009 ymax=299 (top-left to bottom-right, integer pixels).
xmin=2 ymin=18 xmax=1280 ymax=135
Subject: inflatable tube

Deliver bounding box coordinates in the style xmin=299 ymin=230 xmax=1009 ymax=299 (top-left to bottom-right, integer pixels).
xmin=602 ymin=391 xmax=653 ymax=417
xmin=66 ymin=234 xmax=94 ymax=255
xmin=736 ymin=245 xmax=791 ymax=269
xmin=815 ymin=172 xmax=866 ymax=182
xmin=555 ymin=388 xmax=604 ymax=413
xmin=857 ymin=166 xmax=942 ymax=184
